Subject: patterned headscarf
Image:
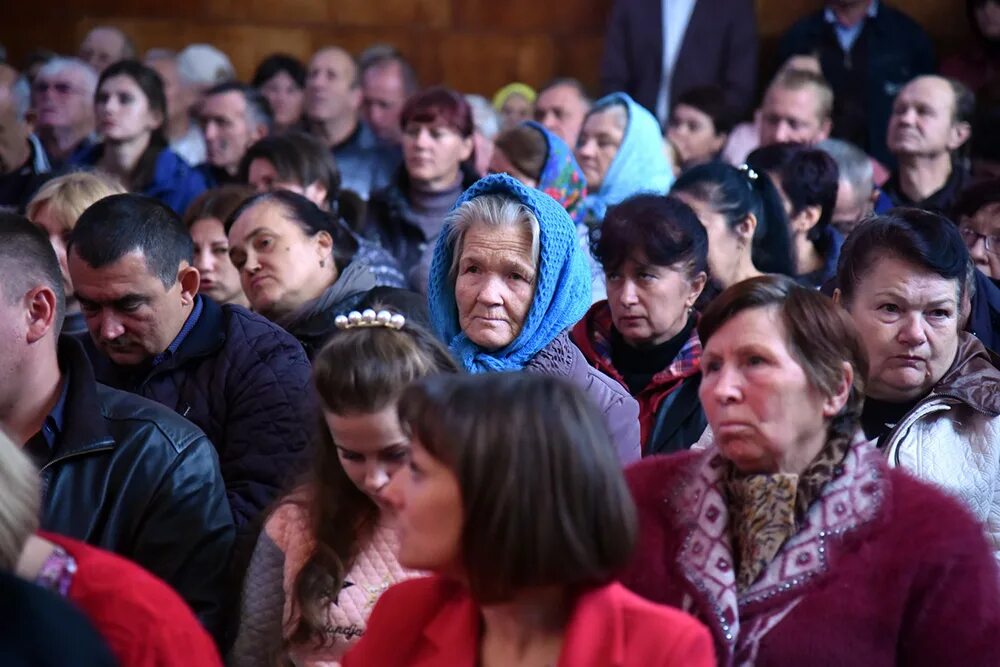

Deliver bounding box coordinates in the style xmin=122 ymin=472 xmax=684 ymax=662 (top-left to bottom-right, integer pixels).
xmin=523 ymin=120 xmax=588 ymax=225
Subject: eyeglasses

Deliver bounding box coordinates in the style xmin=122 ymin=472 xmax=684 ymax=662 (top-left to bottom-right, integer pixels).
xmin=958 ymin=226 xmax=1000 ymax=256
xmin=32 ymin=81 xmax=87 ymax=96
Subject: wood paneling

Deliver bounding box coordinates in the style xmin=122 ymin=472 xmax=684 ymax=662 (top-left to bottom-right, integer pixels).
xmin=0 ymin=1 xmax=970 ymax=97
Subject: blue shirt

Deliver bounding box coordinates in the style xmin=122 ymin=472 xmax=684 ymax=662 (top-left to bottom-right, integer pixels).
xmin=25 ymin=374 xmax=70 ymax=467
xmin=824 ymin=0 xmax=879 ymax=53
xmin=151 ymin=296 xmax=204 ymax=368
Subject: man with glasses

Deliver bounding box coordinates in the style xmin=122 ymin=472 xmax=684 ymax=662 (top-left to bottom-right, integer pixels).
xmin=953 ymin=180 xmax=1000 ymax=352
xmin=31 ymin=58 xmax=97 ymax=168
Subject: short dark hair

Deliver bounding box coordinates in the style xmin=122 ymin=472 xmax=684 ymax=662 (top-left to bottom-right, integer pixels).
xmin=0 ymin=213 xmax=65 ymax=335
xmin=594 ymin=194 xmax=708 ymax=278
xmin=182 ymin=185 xmax=254 ymax=229
xmin=357 ymin=44 xmax=419 ymax=95
xmin=538 ymin=77 xmax=592 ymax=106
xmin=397 ymin=372 xmax=637 ymax=603
xmin=749 ymin=144 xmax=840 ymax=245
xmin=836 ymin=208 xmax=971 ymax=306
xmin=953 ymin=178 xmax=1000 ymax=221
xmin=69 ymin=194 xmax=194 ymax=288
xmin=251 ymin=53 xmax=306 ymax=90
xmin=204 ymin=81 xmax=273 ymax=133
xmin=238 ymin=131 xmax=341 ymax=199
xmin=673 ymin=85 xmax=738 ymax=135
xmin=699 ymin=275 xmax=868 ymax=442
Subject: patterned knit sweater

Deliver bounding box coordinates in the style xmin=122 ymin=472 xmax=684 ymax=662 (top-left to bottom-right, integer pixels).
xmin=231 ymin=494 xmax=419 ymax=667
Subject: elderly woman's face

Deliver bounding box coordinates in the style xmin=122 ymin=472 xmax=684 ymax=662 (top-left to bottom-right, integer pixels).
xmin=959 ymin=203 xmax=1000 ymax=281
xmin=700 ymin=306 xmax=843 ymax=474
xmin=454 ymin=221 xmax=537 ymax=350
xmin=576 ymin=109 xmax=625 ymax=191
xmin=843 ymin=255 xmax=960 ymax=402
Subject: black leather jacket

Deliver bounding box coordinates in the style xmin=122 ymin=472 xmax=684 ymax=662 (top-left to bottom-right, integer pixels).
xmin=38 ymin=337 xmax=235 ymax=643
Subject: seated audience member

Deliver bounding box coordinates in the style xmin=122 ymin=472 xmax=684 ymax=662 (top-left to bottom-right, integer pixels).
xmin=22 ymin=48 xmax=58 ymax=86
xmin=232 ymin=312 xmax=459 ymax=666
xmin=304 ymin=47 xmax=398 ymax=199
xmin=426 ymin=174 xmax=641 ymax=464
xmin=252 ymin=54 xmax=307 ymax=134
xmin=748 ymin=143 xmax=842 ymax=287
xmin=71 ymin=60 xmax=208 ymax=214
xmin=817 ymin=137 xmax=876 ymax=236
xmin=182 ymin=185 xmax=253 ymax=307
xmin=177 ymin=44 xmax=236 ymax=102
xmin=0 ymin=432 xmax=222 ymax=667
xmin=465 ymin=94 xmax=500 ymax=176
xmin=26 ymin=171 xmax=127 ymax=334
xmin=835 ymin=209 xmax=1000 ymax=557
xmin=199 ymin=82 xmax=271 ymax=186
xmin=145 ymin=49 xmax=205 ymax=165
xmin=666 ymin=85 xmax=737 ymax=172
xmin=489 ymin=121 xmax=587 ymax=223
xmin=31 ymin=58 xmax=97 ymax=168
xmin=343 ymin=373 xmax=715 ymax=667
xmin=0 ymin=65 xmax=51 ymax=211
xmin=492 ymin=82 xmax=535 ymax=132
xmin=572 ymin=194 xmax=708 ymax=455
xmin=953 ymin=180 xmax=1000 ymax=351
xmin=241 ymin=132 xmax=406 ymax=287
xmin=362 ymin=86 xmax=479 ymax=288
xmin=358 ymin=44 xmax=419 ymax=146
xmin=758 ymin=69 xmax=833 ymax=148
xmin=78 ymin=26 xmax=133 ymax=74
xmin=942 ymin=0 xmax=1000 ymax=94
xmin=672 ymin=162 xmax=795 ymax=306
xmin=533 ymin=77 xmax=592 ymax=147
xmin=67 ymin=194 xmax=315 ymax=544
xmin=877 ymin=75 xmax=974 ymax=215
xmin=777 ymin=0 xmax=934 ymax=165
xmin=623 ymin=275 xmax=1000 ymax=663
xmin=0 ymin=213 xmax=234 ymax=639
xmin=227 ymin=190 xmax=426 ymax=358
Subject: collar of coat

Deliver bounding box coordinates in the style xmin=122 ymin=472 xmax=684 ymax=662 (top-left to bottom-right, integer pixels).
xmin=930 ymin=332 xmax=1000 ymax=417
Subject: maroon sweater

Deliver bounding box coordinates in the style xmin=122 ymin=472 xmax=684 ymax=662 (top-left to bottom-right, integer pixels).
xmin=620 ymin=443 xmax=1000 ymax=666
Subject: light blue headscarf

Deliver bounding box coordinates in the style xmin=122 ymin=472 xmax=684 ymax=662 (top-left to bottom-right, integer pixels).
xmin=580 ymin=92 xmax=675 ymax=222
xmin=427 ymin=174 xmax=591 ymax=373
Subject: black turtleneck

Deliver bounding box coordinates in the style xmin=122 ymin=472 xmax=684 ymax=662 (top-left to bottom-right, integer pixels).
xmin=860 ymin=396 xmax=920 ymax=446
xmin=610 ymin=316 xmax=696 ymax=395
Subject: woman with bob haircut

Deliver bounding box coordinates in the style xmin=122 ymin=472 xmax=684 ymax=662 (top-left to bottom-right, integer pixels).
xmin=0 ymin=431 xmax=222 ymax=667
xmin=426 ymin=173 xmax=641 ymax=464
xmin=623 ymin=275 xmax=1000 ymax=664
xmin=232 ymin=311 xmax=459 ymax=666
xmin=26 ymin=170 xmax=126 ymax=334
xmin=834 ymin=208 xmax=1000 ymax=558
xmin=182 ymin=184 xmax=253 ymax=308
xmin=572 ymin=193 xmax=709 ymax=455
xmin=342 ymin=372 xmax=715 ymax=667
xmin=252 ymin=53 xmax=306 ymax=134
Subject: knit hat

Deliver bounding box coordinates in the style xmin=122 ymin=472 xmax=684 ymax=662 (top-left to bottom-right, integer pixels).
xmin=492 ymin=82 xmax=537 ymax=111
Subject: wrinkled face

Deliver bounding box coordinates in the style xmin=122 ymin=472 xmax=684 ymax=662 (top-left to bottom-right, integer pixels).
xmin=402 ymin=121 xmax=473 ymax=191
xmin=960 ymin=203 xmax=1000 ymax=280
xmin=95 ymin=75 xmax=160 ymax=143
xmin=454 ymin=222 xmax=537 ymax=350
xmin=831 ymin=178 xmax=872 ymax=237
xmin=32 ymin=68 xmax=94 ymax=132
xmin=30 ymin=204 xmax=74 ymax=300
xmin=759 ymin=85 xmax=829 ymax=146
xmin=843 ymin=255 xmax=960 ymax=402
xmin=305 ymin=49 xmax=359 ymax=123
xmin=606 ymin=254 xmax=703 ymax=348
xmin=534 ymin=84 xmax=588 ymax=147
xmin=146 ymin=57 xmax=188 ymax=124
xmin=79 ymin=28 xmax=127 ymax=73
xmin=69 ymin=250 xmax=194 ymax=366
xmin=487 ymin=146 xmax=538 ymax=188
xmin=189 ymin=217 xmax=245 ymax=305
xmin=576 ymin=109 xmax=625 ymax=191
xmin=201 ymin=91 xmax=261 ymax=175
xmin=361 ymin=63 xmax=408 ymax=144
xmin=667 ymin=104 xmax=725 ymax=167
xmin=674 ymin=191 xmax=748 ymax=287
xmin=227 ymin=200 xmax=332 ymax=320
xmin=887 ymin=77 xmax=964 ymax=159
xmin=259 ymin=70 xmax=304 ymax=129
xmin=700 ymin=306 xmax=839 ymax=474
xmin=384 ymin=440 xmax=463 ymax=572
xmin=499 ymin=93 xmax=532 ymax=131
xmin=326 ymin=406 xmax=410 ymax=509
xmin=977 ymin=1 xmax=1000 ymax=39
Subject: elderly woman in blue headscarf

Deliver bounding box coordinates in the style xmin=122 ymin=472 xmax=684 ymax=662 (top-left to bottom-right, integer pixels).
xmin=428 ymin=174 xmax=641 ymax=464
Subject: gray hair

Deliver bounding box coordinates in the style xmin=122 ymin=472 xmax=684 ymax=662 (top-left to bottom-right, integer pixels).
xmin=464 ymin=94 xmax=500 ymax=140
xmin=817 ymin=138 xmax=873 ymax=204
xmin=84 ymin=26 xmax=135 ymax=59
xmin=35 ymin=57 xmax=98 ymax=98
xmin=177 ymin=44 xmax=235 ymax=87
xmin=446 ymin=194 xmax=541 ymax=281
xmin=0 ymin=429 xmax=40 ymax=570
xmin=358 ymin=44 xmax=419 ymax=95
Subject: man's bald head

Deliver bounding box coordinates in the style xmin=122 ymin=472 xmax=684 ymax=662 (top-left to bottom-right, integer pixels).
xmin=79 ymin=26 xmax=134 ymax=73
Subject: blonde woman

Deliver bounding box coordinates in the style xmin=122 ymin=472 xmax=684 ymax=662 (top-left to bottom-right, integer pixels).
xmin=26 ymin=170 xmax=125 ymax=333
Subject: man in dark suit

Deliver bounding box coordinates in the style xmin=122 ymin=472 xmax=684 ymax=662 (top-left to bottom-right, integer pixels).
xmin=600 ymin=0 xmax=759 ymax=126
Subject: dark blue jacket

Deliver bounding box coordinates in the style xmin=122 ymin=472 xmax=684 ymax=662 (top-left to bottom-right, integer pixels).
xmin=970 ymin=270 xmax=1000 ymax=354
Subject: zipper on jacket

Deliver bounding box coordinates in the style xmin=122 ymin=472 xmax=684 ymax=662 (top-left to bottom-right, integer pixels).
xmin=40 ymin=444 xmax=115 ymax=473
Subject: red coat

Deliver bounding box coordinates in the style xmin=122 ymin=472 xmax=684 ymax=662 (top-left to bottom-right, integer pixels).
xmin=42 ymin=532 xmax=222 ymax=667
xmin=342 ymin=576 xmax=715 ymax=667
xmin=620 ymin=443 xmax=1000 ymax=666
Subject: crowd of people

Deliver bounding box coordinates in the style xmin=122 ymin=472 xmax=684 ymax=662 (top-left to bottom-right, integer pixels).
xmin=1 ymin=0 xmax=1000 ymax=665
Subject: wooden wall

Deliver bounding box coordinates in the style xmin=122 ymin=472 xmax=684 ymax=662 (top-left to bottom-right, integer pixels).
xmin=0 ymin=1 xmax=970 ymax=97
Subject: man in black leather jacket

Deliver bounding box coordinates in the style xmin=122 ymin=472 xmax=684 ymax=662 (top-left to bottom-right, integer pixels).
xmin=0 ymin=213 xmax=234 ymax=643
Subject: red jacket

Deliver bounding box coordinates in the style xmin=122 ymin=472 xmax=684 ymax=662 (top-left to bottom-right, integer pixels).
xmin=42 ymin=532 xmax=222 ymax=667
xmin=342 ymin=576 xmax=715 ymax=667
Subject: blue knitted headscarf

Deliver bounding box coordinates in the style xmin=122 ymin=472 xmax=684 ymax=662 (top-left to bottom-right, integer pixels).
xmin=428 ymin=174 xmax=591 ymax=373
xmin=580 ymin=92 xmax=675 ymax=222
